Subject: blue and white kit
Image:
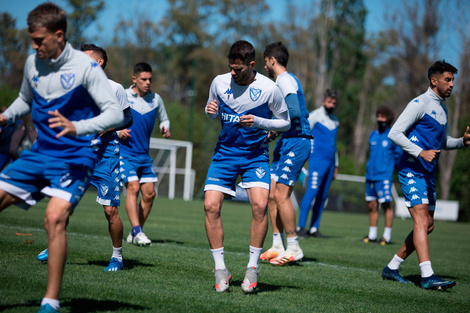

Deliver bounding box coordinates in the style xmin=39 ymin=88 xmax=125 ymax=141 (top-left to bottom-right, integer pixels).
xmin=90 ymin=79 xmax=130 ymax=207
xmin=389 ymin=87 xmax=465 ymax=209
xmin=0 ymin=43 xmax=123 ymax=209
xmin=270 ymin=72 xmax=312 ymax=186
xmin=204 ymin=71 xmax=289 ymax=197
xmin=298 ymin=105 xmax=339 ymax=230
xmin=120 ymin=87 xmax=169 ymax=183
xmin=365 ymin=127 xmax=402 ymax=203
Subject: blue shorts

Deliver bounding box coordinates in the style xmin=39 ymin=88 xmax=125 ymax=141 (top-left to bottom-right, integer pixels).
xmin=204 ymin=154 xmax=270 ymax=197
xmin=270 ymin=137 xmax=312 ymax=186
xmin=0 ymin=150 xmax=93 ymax=210
xmin=90 ymin=155 xmax=121 ymax=207
xmin=398 ymin=170 xmax=436 ymax=211
xmin=365 ymin=179 xmax=393 ymax=203
xmin=120 ymin=154 xmax=158 ymax=184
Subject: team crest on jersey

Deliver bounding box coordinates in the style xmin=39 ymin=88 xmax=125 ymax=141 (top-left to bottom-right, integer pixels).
xmin=60 ymin=73 xmax=75 ymax=90
xmin=250 ymin=88 xmax=262 ymax=101
xmin=60 ymin=173 xmax=72 ymax=188
xmin=382 ymin=140 xmax=389 ymax=148
xmin=100 ymin=184 xmax=109 ymax=196
xmin=148 ymin=99 xmax=155 ymax=108
xmin=256 ymin=167 xmax=266 ymax=178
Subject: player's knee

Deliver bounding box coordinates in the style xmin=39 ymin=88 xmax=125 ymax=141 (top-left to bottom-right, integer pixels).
xmin=44 ymin=211 xmax=67 ymax=231
xmin=104 ymin=206 xmax=119 ymax=219
xmin=204 ymin=201 xmax=221 ymax=218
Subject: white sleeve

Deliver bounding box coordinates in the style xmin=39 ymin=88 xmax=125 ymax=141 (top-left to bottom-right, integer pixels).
xmin=444 ymin=124 xmax=465 ymax=150
xmin=205 ymin=78 xmax=219 ymax=119
xmin=308 ymin=109 xmax=319 ymax=130
xmin=157 ymin=98 xmax=170 ymax=131
xmin=388 ymin=100 xmax=425 ymax=158
xmin=251 ymin=87 xmax=290 ymax=131
xmin=72 ymin=66 xmax=124 ymax=136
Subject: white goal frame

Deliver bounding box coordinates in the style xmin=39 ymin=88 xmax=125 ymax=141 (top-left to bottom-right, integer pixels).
xmin=149 ymin=138 xmax=195 ymax=201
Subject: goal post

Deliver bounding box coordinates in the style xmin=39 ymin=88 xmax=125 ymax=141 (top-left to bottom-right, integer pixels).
xmin=149 ymin=138 xmax=195 ymax=201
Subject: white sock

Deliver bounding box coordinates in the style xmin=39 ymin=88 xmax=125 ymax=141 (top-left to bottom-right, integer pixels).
xmin=419 ymin=261 xmax=434 ymax=278
xmin=272 ymin=232 xmax=284 ymax=249
xmin=211 ymin=247 xmax=226 ymax=270
xmin=387 ymin=254 xmax=405 ymax=270
xmin=286 ymin=236 xmax=299 ymax=250
xmin=247 ymin=246 xmax=263 ymax=269
xmin=368 ymin=226 xmax=378 ymax=240
xmin=112 ymin=247 xmax=123 ymax=262
xmin=41 ymin=298 xmax=60 ymax=310
xmin=309 ymin=227 xmax=317 ymax=234
xmin=382 ymin=227 xmax=392 ymax=242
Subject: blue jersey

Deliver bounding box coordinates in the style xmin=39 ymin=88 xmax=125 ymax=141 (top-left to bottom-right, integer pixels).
xmin=3 ymin=43 xmax=123 ymax=167
xmin=276 ymin=72 xmax=311 ymax=138
xmin=308 ymin=106 xmax=339 ymax=165
xmin=389 ymin=88 xmax=465 ymax=174
xmin=365 ymin=128 xmax=402 ymax=181
xmin=207 ymin=72 xmax=287 ymax=160
xmin=120 ymin=88 xmax=169 ymax=157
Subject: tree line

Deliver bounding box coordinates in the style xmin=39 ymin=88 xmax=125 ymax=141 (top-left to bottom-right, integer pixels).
xmin=1 ymin=0 xmax=469 ymax=220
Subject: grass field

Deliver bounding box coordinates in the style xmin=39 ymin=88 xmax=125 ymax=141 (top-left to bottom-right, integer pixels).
xmin=1 ymin=191 xmax=469 ymax=312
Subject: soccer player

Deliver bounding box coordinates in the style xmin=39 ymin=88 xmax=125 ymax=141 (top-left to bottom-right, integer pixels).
xmin=382 ymin=60 xmax=470 ymax=290
xmin=120 ymin=62 xmax=171 ymax=246
xmin=0 ymin=3 xmax=124 ymax=313
xmin=362 ymin=106 xmax=402 ymax=245
xmin=204 ymin=40 xmax=290 ymax=293
xmin=260 ymin=42 xmax=312 ymax=265
xmin=297 ymin=89 xmax=339 ymax=238
xmin=36 ymin=44 xmax=133 ymax=272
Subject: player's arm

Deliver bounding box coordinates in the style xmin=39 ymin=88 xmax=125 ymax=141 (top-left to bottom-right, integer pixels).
xmin=157 ymin=97 xmax=171 ymax=138
xmin=205 ymin=79 xmax=219 ymax=119
xmin=307 ymin=109 xmax=319 ymax=130
xmin=443 ymin=124 xmax=467 ymax=150
xmin=69 ymin=65 xmax=124 ymax=137
xmin=284 ymin=93 xmax=301 ymax=119
xmin=388 ymin=100 xmax=425 ymax=158
xmin=114 ymin=84 xmax=133 ymax=131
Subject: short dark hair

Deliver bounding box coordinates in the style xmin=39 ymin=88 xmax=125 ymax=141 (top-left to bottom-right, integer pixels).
xmin=134 ymin=62 xmax=152 ymax=75
xmin=376 ymin=105 xmax=394 ymax=126
xmin=228 ymin=40 xmax=255 ymax=65
xmin=81 ymin=43 xmax=108 ymax=69
xmin=324 ymin=89 xmax=338 ymax=101
xmin=263 ymin=42 xmax=289 ymax=67
xmin=27 ymin=2 xmax=67 ymax=34
xmin=428 ymin=60 xmax=458 ymax=83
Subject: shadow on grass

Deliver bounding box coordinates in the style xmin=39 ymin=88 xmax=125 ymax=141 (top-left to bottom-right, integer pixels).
xmin=151 ymin=238 xmax=184 ymax=245
xmin=86 ymin=258 xmax=154 ymax=270
xmin=0 ymin=298 xmax=146 ymax=313
xmin=229 ymin=280 xmax=297 ymax=294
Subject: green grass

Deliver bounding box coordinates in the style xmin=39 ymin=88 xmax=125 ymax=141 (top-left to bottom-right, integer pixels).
xmin=1 ymin=191 xmax=469 ymax=312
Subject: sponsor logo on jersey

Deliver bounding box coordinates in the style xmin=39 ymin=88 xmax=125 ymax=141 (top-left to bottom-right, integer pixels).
xmin=407 ymin=179 xmax=416 ymax=185
xmin=114 ymin=186 xmax=120 ymax=191
xmin=60 ymin=73 xmax=75 ymax=90
xmin=250 ymin=87 xmax=262 ymax=101
xmin=91 ymin=61 xmax=99 ymax=68
xmin=208 ymin=177 xmax=220 ymax=182
xmin=224 ymin=88 xmax=233 ymax=99
xmin=282 ymin=166 xmax=291 ymax=172
xmin=114 ymin=195 xmax=120 ymax=201
xmin=284 ymin=159 xmax=293 ymax=165
xmin=406 ymin=172 xmax=414 ymax=178
xmin=287 ymin=151 xmax=295 ymax=157
xmin=78 ymin=185 xmax=86 ymax=193
xmin=409 ymin=187 xmax=418 ymax=193
xmin=410 ymin=135 xmax=419 ymax=142
xmin=411 ymin=194 xmax=419 ymax=200
xmin=100 ymin=184 xmax=109 ymax=196
xmin=221 ymin=112 xmax=240 ymax=123
xmin=280 ymin=174 xmax=289 ymax=180
xmin=256 ymin=167 xmax=266 ymax=178
xmin=431 ymin=110 xmax=437 ymax=117
xmin=407 ymin=157 xmax=415 ymax=162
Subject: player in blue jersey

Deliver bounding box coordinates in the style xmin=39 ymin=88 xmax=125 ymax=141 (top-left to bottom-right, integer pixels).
xmin=36 ymin=44 xmax=133 ymax=272
xmin=259 ymin=42 xmax=312 ymax=266
xmin=382 ymin=60 xmax=470 ymax=290
xmin=297 ymin=89 xmax=339 ymax=238
xmin=119 ymin=62 xmax=171 ymax=246
xmin=0 ymin=3 xmax=124 ymax=313
xmin=362 ymin=106 xmax=401 ymax=245
xmin=204 ymin=40 xmax=290 ymax=293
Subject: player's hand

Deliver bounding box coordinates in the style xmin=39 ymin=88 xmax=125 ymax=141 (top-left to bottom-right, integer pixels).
xmin=48 ymin=110 xmax=77 ymax=137
xmin=206 ymin=100 xmax=219 ymax=115
xmin=239 ymin=115 xmax=254 ymax=127
xmin=463 ymin=126 xmax=470 ymax=146
xmin=0 ymin=114 xmax=7 ymax=127
xmin=119 ymin=129 xmax=131 ymax=140
xmin=267 ymin=130 xmax=279 ymax=142
xmin=419 ymin=149 xmax=441 ymax=163
xmin=161 ymin=126 xmax=171 ymax=138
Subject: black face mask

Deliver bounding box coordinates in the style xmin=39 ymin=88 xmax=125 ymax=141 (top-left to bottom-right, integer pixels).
xmin=377 ymin=121 xmax=388 ymax=132
xmin=325 ymin=107 xmax=335 ymax=114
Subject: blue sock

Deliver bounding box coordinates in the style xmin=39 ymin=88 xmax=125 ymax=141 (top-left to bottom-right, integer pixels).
xmin=132 ymin=225 xmax=142 ymax=236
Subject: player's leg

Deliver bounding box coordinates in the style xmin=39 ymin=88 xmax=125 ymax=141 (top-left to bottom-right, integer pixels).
xmin=309 ymin=164 xmax=334 ymax=237
xmin=0 ymin=189 xmax=20 ymax=211
xmin=103 ymin=205 xmax=124 ymax=271
xmin=261 ymin=179 xmax=285 ymax=261
xmin=124 ymin=180 xmax=141 ymax=228
xmin=297 ymin=162 xmax=318 ymax=237
xmin=138 ymin=181 xmax=155 ymax=227
xmin=380 ymin=201 xmax=393 ymax=244
xmin=364 ymin=200 xmax=379 ymax=242
xmin=43 ymin=197 xmax=73 ymax=300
